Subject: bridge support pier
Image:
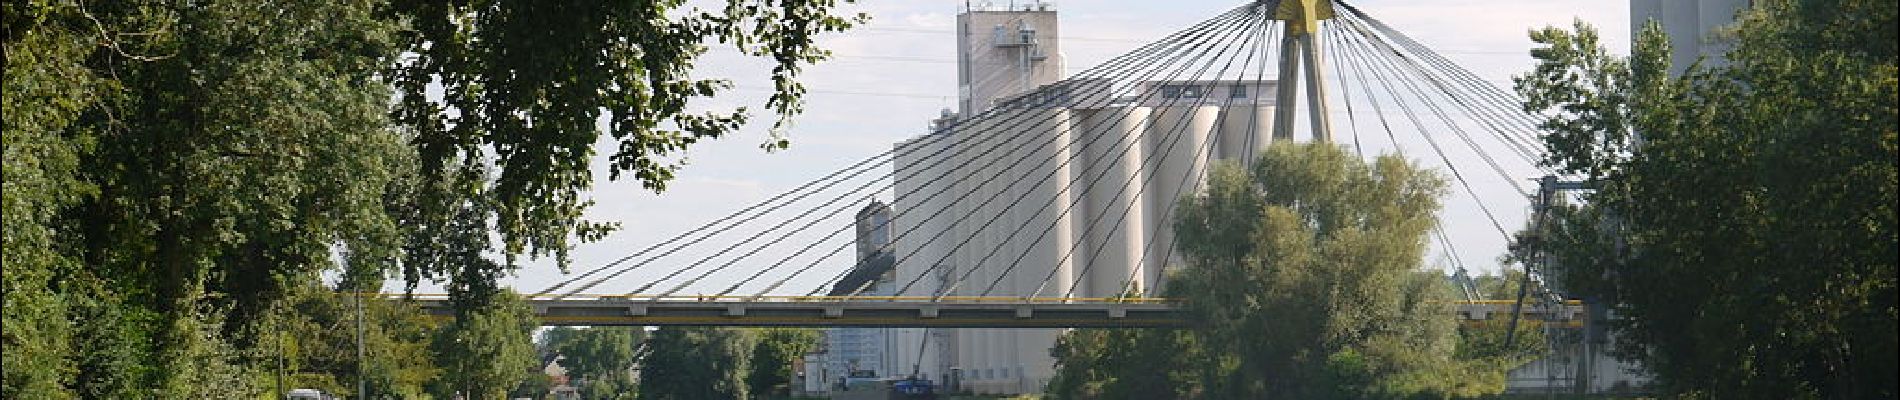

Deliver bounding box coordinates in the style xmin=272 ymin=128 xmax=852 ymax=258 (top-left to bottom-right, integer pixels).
xmin=1267 ymin=0 xmax=1336 ymax=142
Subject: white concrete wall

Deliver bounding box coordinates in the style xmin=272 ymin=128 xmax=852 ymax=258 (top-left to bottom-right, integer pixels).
xmin=890 ymin=6 xmax=1314 ymax=394
xmin=892 ymin=128 xmax=957 ymax=384
xmin=1218 ymin=104 xmax=1277 ymax=163
xmin=889 ymin=98 xmax=1279 ymax=394
xmin=1142 ymin=106 xmax=1219 ymax=291
xmin=1013 ymin=108 xmax=1073 ymax=393
xmin=959 ymin=11 xmax=1064 ymax=116
xmin=1630 ymin=0 xmax=1748 ymax=76
xmin=1075 ymin=107 xmax=1152 ymax=298
xmin=803 ymin=354 xmax=828 ymax=394
xmin=1504 ymin=336 xmax=1653 ymax=394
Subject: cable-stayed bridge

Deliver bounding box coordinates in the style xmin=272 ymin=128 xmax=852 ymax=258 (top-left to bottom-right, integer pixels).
xmin=399 ymin=0 xmax=1581 ymax=332
xmin=406 ymin=294 xmax=1582 ymax=328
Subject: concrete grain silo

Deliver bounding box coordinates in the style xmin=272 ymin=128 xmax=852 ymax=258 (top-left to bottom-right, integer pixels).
xmin=885 ymin=4 xmax=1289 ymax=395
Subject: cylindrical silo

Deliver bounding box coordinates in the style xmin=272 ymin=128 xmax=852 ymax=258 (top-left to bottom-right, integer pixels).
xmin=942 ymin=111 xmax=977 ymax=391
xmin=1067 ymin=109 xmax=1105 ymax=297
xmin=1218 ymin=104 xmax=1276 ymax=163
xmin=1008 ymin=107 xmax=1075 ymax=299
xmin=890 ymin=134 xmax=940 ymax=384
xmin=965 ymin=109 xmax=1011 ymax=386
xmin=1013 ymin=107 xmax=1073 ymax=392
xmin=946 ymin=116 xmax=981 ymax=300
xmin=1076 ymin=106 xmax=1152 ymax=298
xmin=977 ymin=106 xmax=1051 ymax=392
xmin=893 ymin=136 xmax=937 ymax=296
xmin=1143 ymin=105 xmax=1219 ymax=293
xmin=948 ymin=110 xmax=997 ymax=390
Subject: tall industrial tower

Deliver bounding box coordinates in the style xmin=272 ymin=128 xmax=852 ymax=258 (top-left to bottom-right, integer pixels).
xmin=893 ymin=3 xmax=1068 ymax=395
xmin=889 ymin=1 xmax=1345 ymax=394
xmin=957 ymin=2 xmax=1065 ymax=114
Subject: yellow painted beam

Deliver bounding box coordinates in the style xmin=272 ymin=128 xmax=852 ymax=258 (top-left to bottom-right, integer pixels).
xmin=532 ymin=315 xmax=1185 ymax=327
xmin=1270 ymin=0 xmax=1336 ymax=36
xmin=380 ymin=292 xmax=1574 ymax=306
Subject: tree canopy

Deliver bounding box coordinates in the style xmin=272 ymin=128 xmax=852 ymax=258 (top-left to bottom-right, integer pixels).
xmin=385 ymin=0 xmax=864 ymax=303
xmin=1050 ymin=143 xmax=1530 ymax=399
xmin=4 ymin=0 xmax=860 ymax=397
xmin=746 ymin=328 xmax=821 ymax=399
xmin=428 ymin=289 xmax=539 ymax=399
xmin=547 ymin=326 xmax=646 ymax=400
xmin=638 ymin=327 xmax=754 ymax=400
xmin=1513 ymin=0 xmax=1897 ymax=397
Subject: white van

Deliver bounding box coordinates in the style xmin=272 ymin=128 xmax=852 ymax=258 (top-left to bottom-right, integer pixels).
xmin=286 ymin=389 xmax=330 ymax=400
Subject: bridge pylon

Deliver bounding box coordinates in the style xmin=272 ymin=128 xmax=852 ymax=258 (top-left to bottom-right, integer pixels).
xmin=1267 ymin=0 xmax=1336 ymax=142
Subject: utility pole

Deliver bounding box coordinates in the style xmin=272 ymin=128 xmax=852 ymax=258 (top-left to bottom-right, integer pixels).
xmin=1505 ymin=175 xmax=1594 ymax=396
xmin=1268 ymin=0 xmax=1336 ymax=142
xmin=278 ymin=328 xmax=287 ymax=400
xmin=1506 ymin=176 xmax=1591 ymax=345
xmin=356 ymin=282 xmax=367 ymax=399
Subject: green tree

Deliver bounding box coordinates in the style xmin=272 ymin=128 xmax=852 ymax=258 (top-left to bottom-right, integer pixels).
xmin=1046 ymin=328 xmax=1213 ymax=400
xmin=430 ymin=290 xmax=539 ymax=399
xmin=4 ymin=0 xmax=862 ymax=396
xmin=1170 ymin=143 xmax=1474 ymax=398
xmin=268 ymin=282 xmax=442 ymax=399
xmin=513 ymin=374 xmax=555 ymax=400
xmin=579 ymin=374 xmax=639 ymax=400
xmin=747 ymin=328 xmax=820 ymax=399
xmin=638 ymin=327 xmax=753 ymax=400
xmin=8 ymin=1 xmax=405 ymax=396
xmin=1049 ymin=144 xmax=1525 ymax=399
xmin=381 ymin=0 xmax=867 ymax=310
xmin=554 ymin=326 xmax=645 ymax=399
xmin=3 ymin=3 xmax=104 ymax=397
xmin=1514 ymin=1 xmax=1897 ymax=397
xmin=1452 ymin=269 xmax=1546 ymax=369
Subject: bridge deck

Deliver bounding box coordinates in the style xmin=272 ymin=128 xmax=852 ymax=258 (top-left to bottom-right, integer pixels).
xmin=401 ymin=295 xmax=1584 ymax=328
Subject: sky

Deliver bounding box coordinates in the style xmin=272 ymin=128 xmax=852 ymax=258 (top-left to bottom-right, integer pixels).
xmin=390 ymin=0 xmax=1633 ymax=298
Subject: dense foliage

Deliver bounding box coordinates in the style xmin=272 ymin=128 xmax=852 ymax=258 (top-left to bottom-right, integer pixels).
xmin=1046 ymin=327 xmax=1213 ymax=399
xmin=1513 ymin=0 xmax=1897 ymax=398
xmin=545 ymin=326 xmax=646 ymax=399
xmin=428 ymin=289 xmax=539 ymax=399
xmin=638 ymin=327 xmax=755 ymax=400
xmin=1048 ymin=143 xmax=1534 ymax=399
xmin=3 ymin=0 xmax=858 ymax=397
xmin=384 ymin=0 xmax=864 ymax=304
xmin=746 ymin=328 xmax=822 ymax=399
xmin=536 ymin=326 xmax=814 ymax=400
xmin=267 ymin=283 xmax=442 ymax=398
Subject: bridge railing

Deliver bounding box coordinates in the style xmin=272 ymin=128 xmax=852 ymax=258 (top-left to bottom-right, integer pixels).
xmin=388 ymin=293 xmax=1179 ymax=304
xmin=388 ymin=293 xmax=1565 ymax=305
xmin=383 ymin=293 xmax=1584 ymax=327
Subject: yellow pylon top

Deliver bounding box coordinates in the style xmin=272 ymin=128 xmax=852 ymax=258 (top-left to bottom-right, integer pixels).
xmin=1270 ymin=0 xmax=1336 ymax=36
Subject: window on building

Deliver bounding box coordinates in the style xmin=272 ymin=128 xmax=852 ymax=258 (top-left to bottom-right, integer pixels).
xmin=1181 ymin=85 xmax=1204 ymax=98
xmin=1231 ymin=84 xmax=1248 ymax=99
xmin=1159 ymin=84 xmax=1205 ymax=99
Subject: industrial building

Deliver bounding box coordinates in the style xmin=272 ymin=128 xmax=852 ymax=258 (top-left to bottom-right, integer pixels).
xmin=1489 ymin=0 xmax=1750 ymax=394
xmin=820 ymin=201 xmax=902 ymax=391
xmin=1629 ymin=0 xmax=1749 ymax=76
xmin=883 ymin=3 xmax=1291 ymax=394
